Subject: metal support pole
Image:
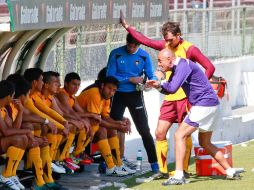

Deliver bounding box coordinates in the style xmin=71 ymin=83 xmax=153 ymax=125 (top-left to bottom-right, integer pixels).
xmin=236 ymin=0 xmax=241 ymax=34
xmin=156 ymin=22 xmax=160 ymax=38
xmin=231 ymin=0 xmax=236 ymax=35
xmin=183 ymin=0 xmax=187 ymax=38
xmin=202 ymin=0 xmax=208 ymax=54
xmin=242 ymin=7 xmax=246 ymax=55
xmin=144 ymin=22 xmax=148 ymax=36
xmin=209 ymin=0 xmax=214 ymax=32
xmin=174 ymin=0 xmax=178 ymax=21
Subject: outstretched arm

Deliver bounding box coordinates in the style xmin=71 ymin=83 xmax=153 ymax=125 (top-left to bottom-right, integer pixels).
xmin=120 ymin=10 xmax=165 ymax=51
xmin=187 ymin=46 xmax=215 ymax=79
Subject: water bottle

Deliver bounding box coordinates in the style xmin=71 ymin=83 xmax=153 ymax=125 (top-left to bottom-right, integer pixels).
xmin=136 ymin=150 xmax=143 ymax=171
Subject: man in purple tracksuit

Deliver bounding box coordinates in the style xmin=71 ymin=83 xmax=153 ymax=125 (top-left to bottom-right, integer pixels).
xmin=147 ymin=48 xmax=243 ymax=185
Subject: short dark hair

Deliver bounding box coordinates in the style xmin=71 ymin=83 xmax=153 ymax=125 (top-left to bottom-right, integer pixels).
xmin=7 ymin=74 xmax=31 ymax=98
xmin=126 ymin=33 xmax=140 ymax=46
xmin=24 ymin=68 xmax=43 ymax=83
xmin=64 ymin=72 xmax=81 ymax=83
xmin=43 ymin=71 xmax=57 ymax=84
xmin=102 ymin=76 xmax=119 ymax=87
xmin=97 ymin=67 xmax=107 ymax=81
xmin=161 ymin=22 xmax=181 ymax=36
xmin=0 ymin=80 xmax=15 ymax=99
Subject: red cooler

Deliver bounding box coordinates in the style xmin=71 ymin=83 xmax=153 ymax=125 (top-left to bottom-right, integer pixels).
xmin=194 ymin=141 xmax=233 ymax=176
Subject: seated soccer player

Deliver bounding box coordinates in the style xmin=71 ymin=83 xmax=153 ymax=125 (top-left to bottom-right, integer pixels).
xmin=54 ymin=72 xmax=101 ymax=163
xmin=41 ymin=71 xmax=87 ymax=169
xmin=0 ymin=80 xmax=32 ymax=190
xmin=83 ymin=67 xmax=135 ymax=169
xmin=24 ymin=68 xmax=79 ymax=170
xmin=77 ymin=76 xmax=135 ymax=176
xmin=6 ymin=74 xmax=68 ymax=190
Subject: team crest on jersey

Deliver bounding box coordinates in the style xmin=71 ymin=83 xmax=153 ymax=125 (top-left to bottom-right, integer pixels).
xmin=135 ymin=60 xmax=140 ymax=65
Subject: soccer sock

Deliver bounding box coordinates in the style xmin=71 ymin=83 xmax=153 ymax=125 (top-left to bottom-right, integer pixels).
xmin=34 ymin=129 xmax=41 ymax=137
xmin=46 ymin=133 xmax=57 ymax=159
xmin=40 ymin=146 xmax=54 ymax=183
xmin=156 ymin=140 xmax=168 ymax=174
xmin=11 ymin=149 xmax=24 ymax=176
xmin=72 ymin=129 xmax=87 ymax=156
xmin=108 ymin=136 xmax=122 ymax=167
xmin=2 ymin=146 xmax=22 ymax=177
xmin=59 ymin=133 xmax=75 ymax=161
xmin=97 ymin=139 xmax=115 ymax=169
xmin=183 ymin=136 xmax=193 ymax=173
xmin=174 ymin=170 xmax=184 ymax=179
xmin=52 ymin=134 xmax=63 ymax=160
xmin=29 ymin=147 xmax=45 ymax=187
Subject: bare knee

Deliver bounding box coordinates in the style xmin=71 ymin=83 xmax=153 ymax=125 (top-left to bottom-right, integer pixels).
xmin=96 ymin=127 xmax=108 ymax=140
xmin=174 ymin=130 xmax=185 ymax=142
xmin=13 ymin=135 xmax=28 ymax=149
xmin=155 ymin=128 xmax=167 ymax=141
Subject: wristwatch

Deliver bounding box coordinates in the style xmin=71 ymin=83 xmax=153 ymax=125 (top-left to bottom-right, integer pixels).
xmin=43 ymin=118 xmax=49 ymax=125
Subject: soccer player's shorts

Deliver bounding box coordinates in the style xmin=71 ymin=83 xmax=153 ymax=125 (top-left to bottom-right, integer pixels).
xmin=183 ymin=105 xmax=219 ymax=132
xmin=159 ymin=98 xmax=188 ymax=124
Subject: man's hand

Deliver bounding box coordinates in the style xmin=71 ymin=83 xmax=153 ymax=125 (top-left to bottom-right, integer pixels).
xmin=62 ymin=128 xmax=69 ymax=137
xmin=146 ymin=80 xmax=161 ymax=89
xmin=47 ymin=122 xmax=57 ymax=134
xmin=26 ymin=131 xmax=36 ymax=145
xmin=82 ymin=118 xmax=91 ymax=133
xmin=155 ymin=70 xmax=165 ymax=81
xmin=12 ymin=99 xmax=23 ymax=112
xmin=129 ymin=77 xmax=144 ymax=84
xmin=90 ymin=114 xmax=102 ymax=123
xmin=120 ymin=10 xmax=129 ymax=28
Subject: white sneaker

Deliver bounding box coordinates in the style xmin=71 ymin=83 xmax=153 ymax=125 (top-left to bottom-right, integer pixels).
xmin=51 ymin=161 xmax=66 ymax=174
xmin=10 ymin=176 xmax=25 ymax=190
xmin=106 ymin=166 xmax=128 ymax=177
xmin=0 ymin=175 xmax=20 ymax=190
xmin=117 ymin=164 xmax=136 ymax=175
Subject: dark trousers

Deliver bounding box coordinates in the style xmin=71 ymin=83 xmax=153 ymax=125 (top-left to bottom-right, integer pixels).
xmin=110 ymin=91 xmax=157 ymax=163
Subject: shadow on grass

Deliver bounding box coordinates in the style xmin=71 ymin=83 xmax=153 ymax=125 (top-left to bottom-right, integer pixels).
xmin=103 ymin=157 xmax=228 ymax=189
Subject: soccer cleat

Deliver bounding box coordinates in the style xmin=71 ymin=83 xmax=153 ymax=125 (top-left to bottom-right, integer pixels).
xmin=10 ymin=176 xmax=25 ymax=190
xmin=46 ymin=182 xmax=69 ymax=190
xmin=61 ymin=163 xmax=74 ymax=174
xmin=162 ymin=177 xmax=186 ymax=186
xmin=152 ymin=172 xmax=169 ymax=180
xmin=0 ymin=175 xmax=20 ymax=190
xmin=64 ymin=158 xmax=80 ymax=170
xmin=117 ymin=164 xmax=136 ymax=175
xmin=51 ymin=161 xmax=66 ymax=174
xmin=75 ymin=152 xmax=94 ymax=165
xmin=122 ymin=157 xmax=137 ymax=170
xmin=226 ymin=172 xmax=241 ymax=180
xmin=150 ymin=162 xmax=159 ymax=173
xmin=106 ymin=166 xmax=128 ymax=177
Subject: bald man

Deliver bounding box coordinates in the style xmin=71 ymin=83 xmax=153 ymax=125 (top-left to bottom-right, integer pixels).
xmin=147 ymin=49 xmax=243 ymax=185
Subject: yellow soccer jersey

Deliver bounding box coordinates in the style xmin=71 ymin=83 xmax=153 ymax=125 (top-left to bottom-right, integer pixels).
xmin=164 ymin=40 xmax=193 ymax=101
xmin=77 ymin=87 xmax=110 ymax=118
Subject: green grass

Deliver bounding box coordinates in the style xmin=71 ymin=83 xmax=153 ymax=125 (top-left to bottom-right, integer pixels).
xmin=104 ymin=140 xmax=254 ymax=190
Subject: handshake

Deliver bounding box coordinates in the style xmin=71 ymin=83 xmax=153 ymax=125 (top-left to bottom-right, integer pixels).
xmin=131 ymin=68 xmax=165 ymax=91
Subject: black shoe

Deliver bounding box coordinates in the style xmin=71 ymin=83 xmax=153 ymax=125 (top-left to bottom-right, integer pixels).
xmin=184 ymin=171 xmax=192 ymax=179
xmin=162 ymin=177 xmax=186 ymax=186
xmin=152 ymin=172 xmax=169 ymax=180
